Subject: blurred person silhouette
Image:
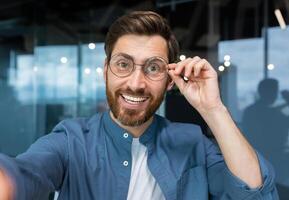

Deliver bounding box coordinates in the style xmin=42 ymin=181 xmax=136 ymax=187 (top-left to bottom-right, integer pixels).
xmin=242 ymin=78 xmax=289 ymax=199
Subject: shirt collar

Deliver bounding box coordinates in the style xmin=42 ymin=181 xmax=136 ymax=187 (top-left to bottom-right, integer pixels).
xmin=102 ymin=110 xmax=158 ymax=146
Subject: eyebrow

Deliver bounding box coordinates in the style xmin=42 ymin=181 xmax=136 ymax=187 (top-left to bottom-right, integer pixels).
xmin=113 ymin=52 xmax=168 ymax=63
xmin=116 ymin=53 xmax=134 ymax=60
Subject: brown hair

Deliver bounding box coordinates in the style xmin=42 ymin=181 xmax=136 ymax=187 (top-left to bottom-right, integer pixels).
xmin=104 ymin=11 xmax=179 ymax=63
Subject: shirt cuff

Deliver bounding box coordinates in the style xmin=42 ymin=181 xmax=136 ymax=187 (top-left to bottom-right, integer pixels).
xmin=223 ymin=151 xmax=278 ymax=199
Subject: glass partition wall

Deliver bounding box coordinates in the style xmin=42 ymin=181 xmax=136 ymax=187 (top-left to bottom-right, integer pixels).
xmin=0 ymin=0 xmax=288 ymax=198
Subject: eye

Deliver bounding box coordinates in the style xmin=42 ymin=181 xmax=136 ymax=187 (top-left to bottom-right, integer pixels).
xmin=146 ymin=64 xmax=161 ymax=73
xmin=116 ymin=60 xmax=130 ymax=70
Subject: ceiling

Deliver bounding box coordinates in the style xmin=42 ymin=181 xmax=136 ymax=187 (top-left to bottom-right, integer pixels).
xmin=0 ymin=0 xmax=288 ymax=53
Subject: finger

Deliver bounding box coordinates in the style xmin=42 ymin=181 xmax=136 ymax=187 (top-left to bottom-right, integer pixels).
xmin=167 ymin=63 xmax=177 ymax=70
xmin=184 ymin=57 xmax=202 ymax=79
xmin=168 ymin=69 xmax=185 ymax=91
xmin=175 ymin=56 xmax=201 ymax=78
xmin=173 ymin=58 xmax=192 ymax=75
xmin=193 ymin=59 xmax=211 ymax=77
xmin=193 ymin=59 xmax=206 ymax=77
xmin=168 ymin=63 xmax=190 ymax=82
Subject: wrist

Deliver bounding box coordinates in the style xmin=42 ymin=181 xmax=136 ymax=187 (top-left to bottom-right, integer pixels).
xmin=198 ymin=103 xmax=232 ymax=136
xmin=198 ymin=102 xmax=227 ymax=118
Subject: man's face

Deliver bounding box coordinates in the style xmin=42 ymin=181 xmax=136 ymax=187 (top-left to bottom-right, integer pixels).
xmin=104 ymin=34 xmax=173 ymax=126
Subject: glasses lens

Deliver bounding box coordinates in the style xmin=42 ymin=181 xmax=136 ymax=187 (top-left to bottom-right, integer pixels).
xmin=144 ymin=58 xmax=167 ymax=81
xmin=110 ymin=55 xmax=133 ymax=77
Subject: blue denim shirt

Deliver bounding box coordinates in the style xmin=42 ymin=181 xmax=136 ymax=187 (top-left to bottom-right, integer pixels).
xmin=0 ymin=111 xmax=278 ymax=200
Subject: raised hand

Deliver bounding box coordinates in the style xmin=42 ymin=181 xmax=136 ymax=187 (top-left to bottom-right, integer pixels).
xmin=168 ymin=56 xmax=223 ymax=114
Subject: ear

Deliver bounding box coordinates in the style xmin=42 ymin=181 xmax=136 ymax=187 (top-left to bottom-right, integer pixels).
xmin=166 ymin=77 xmax=174 ymax=91
xmin=103 ymin=58 xmax=108 ymax=82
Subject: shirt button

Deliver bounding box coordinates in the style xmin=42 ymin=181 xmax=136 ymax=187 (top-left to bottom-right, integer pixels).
xmin=123 ymin=133 xmax=129 ymax=138
xmin=123 ymin=161 xmax=129 ymax=167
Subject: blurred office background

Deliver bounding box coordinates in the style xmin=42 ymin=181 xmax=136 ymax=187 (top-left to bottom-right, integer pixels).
xmin=0 ymin=0 xmax=288 ymax=198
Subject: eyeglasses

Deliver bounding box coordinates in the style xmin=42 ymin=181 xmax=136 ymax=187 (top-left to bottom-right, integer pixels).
xmin=108 ymin=53 xmax=168 ymax=81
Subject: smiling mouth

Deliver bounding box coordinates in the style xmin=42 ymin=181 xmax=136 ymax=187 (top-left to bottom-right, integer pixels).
xmin=121 ymin=94 xmax=149 ymax=104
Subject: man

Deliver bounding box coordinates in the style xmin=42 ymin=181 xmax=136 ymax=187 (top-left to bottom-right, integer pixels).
xmin=242 ymin=78 xmax=289 ymax=196
xmin=0 ymin=11 xmax=278 ymax=200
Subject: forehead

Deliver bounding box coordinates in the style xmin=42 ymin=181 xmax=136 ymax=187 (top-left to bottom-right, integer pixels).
xmin=111 ymin=34 xmax=168 ymax=62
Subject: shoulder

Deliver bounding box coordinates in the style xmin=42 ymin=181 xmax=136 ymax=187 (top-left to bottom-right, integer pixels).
xmin=51 ymin=112 xmax=104 ymax=137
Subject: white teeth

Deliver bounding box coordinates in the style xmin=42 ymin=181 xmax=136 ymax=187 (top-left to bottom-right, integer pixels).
xmin=122 ymin=94 xmax=147 ymax=103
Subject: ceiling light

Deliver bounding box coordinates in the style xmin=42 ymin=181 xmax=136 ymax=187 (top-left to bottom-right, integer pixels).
xmin=218 ymin=65 xmax=225 ymax=72
xmin=180 ymin=55 xmax=186 ymax=61
xmin=88 ymin=43 xmax=96 ymax=50
xmin=224 ymin=61 xmax=231 ymax=67
xmin=224 ymin=55 xmax=231 ymax=61
xmin=60 ymin=57 xmax=68 ymax=64
xmin=267 ymin=64 xmax=275 ymax=70
xmin=84 ymin=68 xmax=91 ymax=74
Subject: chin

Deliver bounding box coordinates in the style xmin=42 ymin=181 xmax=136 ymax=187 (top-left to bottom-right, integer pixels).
xmin=117 ymin=109 xmax=150 ymax=127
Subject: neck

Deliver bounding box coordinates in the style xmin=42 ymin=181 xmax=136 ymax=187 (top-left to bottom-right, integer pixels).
xmin=109 ymin=111 xmax=153 ymax=138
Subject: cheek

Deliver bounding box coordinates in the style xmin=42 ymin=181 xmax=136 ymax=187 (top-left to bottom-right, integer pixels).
xmin=106 ymin=71 xmax=120 ymax=87
xmin=151 ymin=84 xmax=167 ymax=97
xmin=106 ymin=75 xmax=128 ymax=95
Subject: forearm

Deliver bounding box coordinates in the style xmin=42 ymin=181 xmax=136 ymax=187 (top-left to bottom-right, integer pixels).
xmin=199 ymin=105 xmax=262 ymax=188
xmin=0 ymin=131 xmax=68 ymax=199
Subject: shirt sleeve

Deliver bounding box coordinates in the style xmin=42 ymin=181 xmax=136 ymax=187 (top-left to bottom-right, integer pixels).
xmin=204 ymin=136 xmax=279 ymax=200
xmin=0 ymin=125 xmax=68 ymax=200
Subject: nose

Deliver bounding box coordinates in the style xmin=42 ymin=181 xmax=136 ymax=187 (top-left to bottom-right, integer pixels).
xmin=127 ymin=65 xmax=146 ymax=91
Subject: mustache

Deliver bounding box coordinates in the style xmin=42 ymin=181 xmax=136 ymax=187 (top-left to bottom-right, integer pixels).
xmin=116 ymin=88 xmax=151 ymax=97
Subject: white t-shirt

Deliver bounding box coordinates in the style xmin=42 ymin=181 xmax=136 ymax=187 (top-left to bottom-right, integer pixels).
xmin=127 ymin=138 xmax=165 ymax=200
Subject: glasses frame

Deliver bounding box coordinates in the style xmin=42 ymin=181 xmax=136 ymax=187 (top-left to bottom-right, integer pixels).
xmin=108 ymin=53 xmax=169 ymax=81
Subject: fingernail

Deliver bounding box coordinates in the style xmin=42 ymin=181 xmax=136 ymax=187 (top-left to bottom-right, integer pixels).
xmin=183 ymin=76 xmax=189 ymax=81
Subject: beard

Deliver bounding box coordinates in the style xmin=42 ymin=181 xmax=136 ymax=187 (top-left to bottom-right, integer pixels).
xmin=106 ymin=80 xmax=166 ymax=127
